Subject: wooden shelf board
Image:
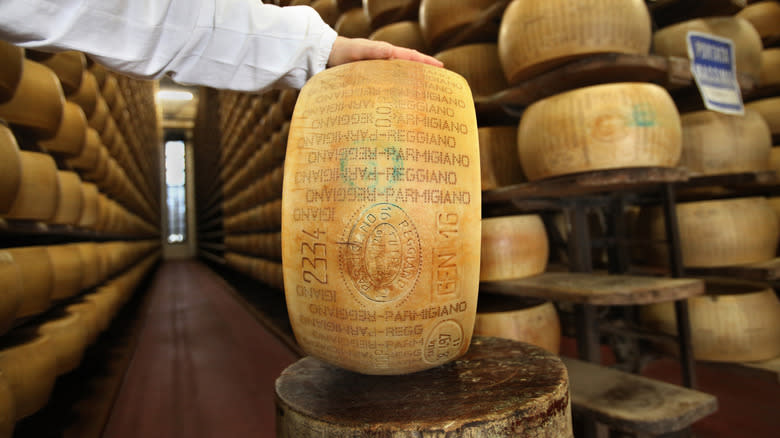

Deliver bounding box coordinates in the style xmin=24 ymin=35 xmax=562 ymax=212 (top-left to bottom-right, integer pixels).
xmin=685 ymin=257 xmax=780 ymax=282
xmin=563 ymin=357 xmax=718 ymax=435
xmin=480 ymin=272 xmax=705 ymax=306
xmin=482 ymin=167 xmax=688 ymax=204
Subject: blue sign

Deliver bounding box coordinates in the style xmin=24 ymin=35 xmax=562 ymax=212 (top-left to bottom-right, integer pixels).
xmin=686 ymin=31 xmax=744 ymax=115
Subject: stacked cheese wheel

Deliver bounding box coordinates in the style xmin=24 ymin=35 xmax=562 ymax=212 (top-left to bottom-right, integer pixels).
xmin=498 ymin=0 xmax=652 ymax=84
xmin=518 ymin=83 xmax=683 ymax=180
xmin=474 ymin=295 xmax=561 ymax=354
xmin=642 ymin=279 xmax=780 ymax=362
xmin=218 ymin=87 xmax=290 ymax=290
xmin=638 ymin=197 xmax=779 ymax=268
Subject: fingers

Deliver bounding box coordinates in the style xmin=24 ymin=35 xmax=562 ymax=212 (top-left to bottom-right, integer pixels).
xmin=327 ymin=36 xmax=443 ymax=68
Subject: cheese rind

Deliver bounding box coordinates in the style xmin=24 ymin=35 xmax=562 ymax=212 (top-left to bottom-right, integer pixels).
xmin=518 ymin=82 xmax=682 ymax=181
xmin=282 ymin=59 xmax=481 ymax=374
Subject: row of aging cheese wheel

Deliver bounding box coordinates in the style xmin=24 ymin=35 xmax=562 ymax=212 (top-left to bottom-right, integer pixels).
xmin=0 ymin=240 xmax=159 ymax=337
xmin=0 ymin=42 xmax=159 ymax=226
xmin=0 ymin=251 xmax=159 ymax=438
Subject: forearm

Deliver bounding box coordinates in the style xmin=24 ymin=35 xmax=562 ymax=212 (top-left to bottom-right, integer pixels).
xmin=0 ymin=0 xmax=338 ymax=91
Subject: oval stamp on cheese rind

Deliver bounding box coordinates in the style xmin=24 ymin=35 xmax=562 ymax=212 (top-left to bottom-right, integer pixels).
xmin=339 ymin=202 xmax=422 ymax=303
xmin=423 ymin=319 xmax=465 ymax=365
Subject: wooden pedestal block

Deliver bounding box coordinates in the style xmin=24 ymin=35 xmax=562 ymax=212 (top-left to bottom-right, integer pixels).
xmin=275 ymin=336 xmax=572 ymax=437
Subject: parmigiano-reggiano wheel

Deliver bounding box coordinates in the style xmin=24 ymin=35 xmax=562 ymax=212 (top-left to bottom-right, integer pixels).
xmin=518 ymin=83 xmax=682 ymax=181
xmin=478 ymin=126 xmax=524 ymax=190
xmin=0 ymin=41 xmax=23 ymax=103
xmin=760 ymin=48 xmax=780 ymax=89
xmin=30 ymin=50 xmax=86 ymax=95
xmin=67 ymin=71 xmax=98 ymax=118
xmin=369 ymin=21 xmax=429 ymax=53
xmin=51 ymin=171 xmax=84 ymax=226
xmin=736 ymin=1 xmax=780 ymax=43
xmin=38 ymin=101 xmax=87 ymax=156
xmin=311 ymin=0 xmax=341 ymax=27
xmin=480 ymin=215 xmax=548 ymax=281
xmin=65 ymin=299 xmax=100 ymax=346
xmin=498 ymin=0 xmax=652 ymax=84
xmin=67 ymin=128 xmax=101 ymax=173
xmin=0 ymin=252 xmax=22 ymax=336
xmin=653 ymin=17 xmax=763 ymax=85
xmin=746 ymin=97 xmax=780 ymax=139
xmin=641 ymin=279 xmax=780 ymax=363
xmin=4 ymin=151 xmax=59 ymax=222
xmin=46 ymin=244 xmax=84 ymax=300
xmin=335 ymin=8 xmax=372 ymax=38
xmin=362 ymin=0 xmax=420 ymax=29
xmin=78 ymin=182 xmax=99 ymax=229
xmin=434 ymin=43 xmax=508 ymax=98
xmin=283 ymin=59 xmax=481 ymax=375
xmin=38 ymin=310 xmax=89 ymax=375
xmin=0 ymin=123 xmax=21 ymax=214
xmin=0 ymin=60 xmax=64 ymax=139
xmin=0 ymin=371 xmax=14 ymax=438
xmin=475 ymin=296 xmax=560 ymax=354
xmin=679 ymin=108 xmax=771 ymax=175
xmin=7 ymin=246 xmax=54 ymax=318
xmin=0 ymin=331 xmax=59 ymax=420
xmin=419 ymin=0 xmax=500 ymax=52
xmin=88 ymin=96 xmax=109 ymax=133
xmin=639 ymin=197 xmax=779 ymax=268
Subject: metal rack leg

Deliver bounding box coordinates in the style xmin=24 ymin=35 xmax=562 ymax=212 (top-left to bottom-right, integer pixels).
xmin=662 ymin=183 xmax=697 ymax=389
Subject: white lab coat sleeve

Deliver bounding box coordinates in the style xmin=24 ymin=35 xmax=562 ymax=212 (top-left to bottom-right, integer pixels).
xmin=0 ymin=0 xmax=338 ymax=91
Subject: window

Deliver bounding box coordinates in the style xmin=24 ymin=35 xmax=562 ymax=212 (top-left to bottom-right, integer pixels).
xmin=165 ymin=140 xmax=187 ymax=243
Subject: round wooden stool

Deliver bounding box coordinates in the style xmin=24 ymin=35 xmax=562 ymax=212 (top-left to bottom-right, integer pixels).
xmin=275 ymin=336 xmax=572 ymax=437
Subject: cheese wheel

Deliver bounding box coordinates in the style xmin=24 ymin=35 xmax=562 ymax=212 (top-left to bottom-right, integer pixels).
xmin=419 ymin=0 xmax=501 ymax=51
xmin=478 ymin=126 xmax=524 ymax=190
xmin=0 ymin=252 xmax=23 ymax=336
xmin=679 ymin=109 xmax=772 ymax=175
xmin=7 ymin=246 xmax=54 ymax=318
xmin=768 ymin=197 xmax=780 ymax=239
xmin=518 ymin=83 xmax=682 ymax=181
xmin=474 ymin=296 xmax=561 ymax=354
xmin=67 ymin=128 xmax=101 ymax=172
xmin=642 ymin=279 xmax=780 ymax=362
xmin=46 ymin=244 xmax=85 ymax=300
xmin=65 ymin=299 xmax=100 ymax=345
xmin=38 ymin=310 xmax=89 ymax=375
xmin=32 ymin=50 xmax=86 ymax=95
xmin=369 ymin=21 xmax=430 ymax=53
xmin=278 ymin=89 xmax=299 ymax=118
xmin=335 ymin=8 xmax=372 ymax=38
xmin=653 ymin=17 xmax=763 ymax=85
xmin=78 ymin=182 xmax=99 ymax=229
xmin=88 ymin=96 xmax=109 ymax=133
xmin=101 ymin=75 xmax=120 ymax=109
xmin=74 ymin=242 xmax=100 ymax=290
xmin=38 ymin=101 xmax=88 ymax=156
xmin=0 ymin=41 xmax=23 ymax=103
xmin=338 ymin=0 xmax=361 ymax=11
xmin=480 ymin=215 xmax=548 ymax=281
xmin=0 ymin=331 xmax=58 ymax=420
xmin=51 ymin=170 xmax=84 ymax=226
xmin=283 ymin=60 xmax=481 ymax=374
xmin=434 ymin=43 xmax=508 ymax=98
xmin=760 ymin=48 xmax=780 ymax=90
xmin=736 ymin=1 xmax=780 ymax=42
xmin=88 ymin=62 xmax=108 ymax=89
xmin=771 ymin=148 xmax=780 ymax=179
xmin=0 ymin=372 xmax=14 ymax=438
xmin=67 ymin=71 xmax=98 ymax=118
xmin=312 ymin=0 xmax=341 ymax=27
xmin=498 ymin=0 xmax=652 ymax=84
xmin=640 ymin=197 xmax=779 ymax=267
xmin=746 ymin=97 xmax=780 ymax=138
xmin=0 ymin=60 xmax=64 ymax=139
xmin=3 ymin=151 xmax=59 ymax=222
xmin=0 ymin=123 xmax=22 ymax=214
xmin=362 ymin=0 xmax=420 ymax=29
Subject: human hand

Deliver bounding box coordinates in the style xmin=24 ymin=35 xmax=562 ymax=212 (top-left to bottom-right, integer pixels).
xmin=327 ymin=36 xmax=443 ymax=68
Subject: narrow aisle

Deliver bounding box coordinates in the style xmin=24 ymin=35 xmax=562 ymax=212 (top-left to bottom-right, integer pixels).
xmin=103 ymin=260 xmax=299 ymax=438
